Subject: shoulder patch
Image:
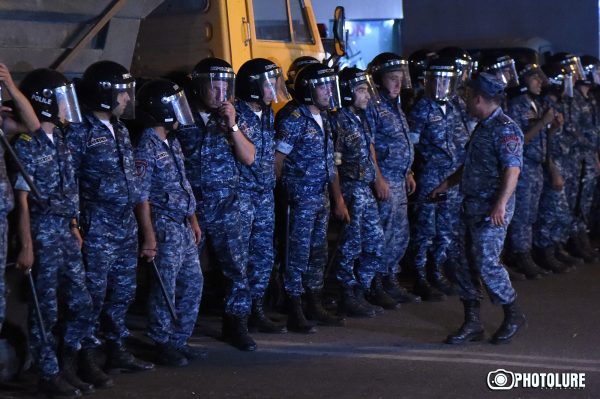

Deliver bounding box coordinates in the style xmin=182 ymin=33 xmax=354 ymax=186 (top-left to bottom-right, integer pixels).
xmin=291 ymin=110 xmax=302 ymax=119
xmin=134 ymin=160 xmax=148 ymax=178
xmin=19 ymin=133 xmax=32 ymax=142
xmin=501 ymin=135 xmax=520 ymax=154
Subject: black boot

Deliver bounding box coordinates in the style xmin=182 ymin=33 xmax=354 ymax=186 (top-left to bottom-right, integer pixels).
xmin=155 ymin=343 xmax=188 ymax=367
xmin=60 ymin=347 xmax=94 ymax=394
xmin=222 ymin=315 xmax=257 ymax=351
xmin=568 ymin=234 xmax=598 ymax=263
xmin=286 ymin=296 xmax=317 ymax=334
xmin=445 ymin=300 xmax=485 ymax=344
xmin=491 ymin=302 xmax=526 ymax=344
xmin=579 ymin=231 xmax=600 ymax=261
xmin=305 ymin=289 xmax=345 ymax=326
xmin=105 ymin=341 xmax=155 ymax=373
xmin=555 ymin=243 xmax=583 ymax=266
xmin=339 ymin=286 xmax=376 ymax=318
xmin=78 ymin=349 xmax=113 ymax=389
xmin=382 ymin=274 xmax=421 ymax=303
xmin=249 ymin=299 xmax=287 ymax=333
xmin=511 ymin=252 xmax=544 ymax=279
xmin=175 ymin=344 xmax=208 ymax=361
xmin=367 ymin=274 xmax=400 ymax=309
xmin=38 ymin=374 xmax=81 ymax=399
xmin=431 ymin=274 xmax=457 ymax=296
xmin=534 ymin=246 xmax=570 ymax=274
xmin=506 ymin=266 xmax=526 ymax=281
xmin=414 ymin=278 xmax=446 ymax=301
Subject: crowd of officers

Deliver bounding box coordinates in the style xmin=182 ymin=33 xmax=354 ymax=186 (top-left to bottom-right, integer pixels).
xmin=0 ymin=45 xmax=598 ymax=398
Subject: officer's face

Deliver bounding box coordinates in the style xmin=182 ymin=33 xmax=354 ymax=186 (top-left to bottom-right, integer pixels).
xmin=525 ymin=73 xmax=543 ymax=95
xmin=205 ymin=80 xmax=229 ymax=109
xmin=261 ymin=77 xmax=277 ymax=105
xmin=465 ymin=87 xmax=481 ymax=118
xmin=113 ymin=90 xmax=131 ymax=118
xmin=314 ymin=83 xmax=333 ymax=108
xmin=382 ymin=71 xmax=404 ymax=99
xmin=352 ymin=83 xmax=371 ymax=110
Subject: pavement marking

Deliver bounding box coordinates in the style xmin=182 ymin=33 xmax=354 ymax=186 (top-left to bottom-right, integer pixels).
xmin=253 ymin=340 xmax=600 ymax=373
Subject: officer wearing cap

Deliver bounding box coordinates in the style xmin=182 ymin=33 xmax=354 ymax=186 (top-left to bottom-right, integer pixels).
xmin=432 ymin=72 xmax=526 ymax=345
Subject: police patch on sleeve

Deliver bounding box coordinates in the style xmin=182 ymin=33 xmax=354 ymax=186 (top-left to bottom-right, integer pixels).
xmin=502 ymin=135 xmax=520 ymax=154
xmin=134 ymin=160 xmax=148 ymax=178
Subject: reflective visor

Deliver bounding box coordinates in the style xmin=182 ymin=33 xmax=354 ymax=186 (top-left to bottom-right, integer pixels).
xmin=561 ymin=56 xmax=585 ymax=83
xmin=54 ymin=83 xmax=82 ymax=123
xmin=163 ymin=90 xmax=194 ymax=126
xmin=112 ymin=80 xmax=135 ymax=120
xmin=308 ymin=75 xmax=341 ymax=111
xmin=255 ymin=68 xmax=291 ymax=104
xmin=424 ymin=70 xmax=457 ymax=102
xmin=486 ymin=57 xmax=519 ymax=88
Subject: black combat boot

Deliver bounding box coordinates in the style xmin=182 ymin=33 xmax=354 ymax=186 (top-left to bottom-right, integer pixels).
xmin=414 ymin=278 xmax=446 ymax=301
xmin=38 ymin=373 xmax=81 ymax=399
xmin=155 ymin=343 xmax=188 ymax=367
xmin=305 ymin=289 xmax=345 ymax=326
xmin=445 ymin=300 xmax=485 ymax=344
xmin=286 ymin=296 xmax=317 ymax=334
xmin=382 ymin=274 xmax=421 ymax=303
xmin=222 ymin=315 xmax=257 ymax=351
xmin=78 ymin=349 xmax=113 ymax=389
xmin=105 ymin=341 xmax=155 ymax=373
xmin=175 ymin=344 xmax=208 ymax=360
xmin=491 ymin=302 xmax=526 ymax=344
xmin=568 ymin=234 xmax=597 ymax=263
xmin=60 ymin=347 xmax=94 ymax=394
xmin=431 ymin=271 xmax=457 ymax=296
xmin=534 ymin=246 xmax=570 ymax=273
xmin=339 ymin=286 xmax=376 ymax=318
xmin=506 ymin=266 xmax=526 ymax=281
xmin=579 ymin=231 xmax=600 ymax=261
xmin=555 ymin=243 xmax=583 ymax=266
xmin=249 ymin=299 xmax=287 ymax=333
xmin=354 ymin=285 xmax=383 ymax=314
xmin=510 ymin=252 xmax=544 ymax=279
xmin=367 ymin=274 xmax=400 ymax=309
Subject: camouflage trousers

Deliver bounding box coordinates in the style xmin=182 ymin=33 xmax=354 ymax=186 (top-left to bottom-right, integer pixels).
xmin=80 ymin=206 xmax=138 ymax=348
xmin=147 ymin=214 xmax=202 ymax=347
xmin=0 ymin=216 xmax=6 ymax=331
xmin=334 ymin=182 xmax=384 ymax=290
xmin=533 ymin=170 xmax=572 ymax=248
xmin=29 ymin=215 xmax=92 ymax=378
xmin=377 ymin=180 xmax=409 ymax=276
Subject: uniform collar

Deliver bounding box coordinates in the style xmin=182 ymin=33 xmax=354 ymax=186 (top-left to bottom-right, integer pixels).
xmin=481 ymin=106 xmax=503 ymax=126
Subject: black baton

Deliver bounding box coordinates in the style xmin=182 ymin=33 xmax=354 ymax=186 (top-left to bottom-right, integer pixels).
xmin=150 ymin=259 xmax=178 ymax=322
xmin=27 ymin=270 xmax=48 ymax=344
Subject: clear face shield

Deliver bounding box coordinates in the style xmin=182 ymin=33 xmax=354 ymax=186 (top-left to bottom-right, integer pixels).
xmin=111 ymin=79 xmax=135 ymax=120
xmin=424 ymin=70 xmax=457 ymax=102
xmin=309 ymin=75 xmax=341 ymax=111
xmin=163 ymin=89 xmax=195 ymax=126
xmin=563 ymin=73 xmax=575 ymax=97
xmin=54 ymin=83 xmax=83 ymax=124
xmin=194 ymin=72 xmax=236 ymax=109
xmin=585 ymin=64 xmax=600 ymax=85
xmin=348 ymin=74 xmax=380 ymax=109
xmin=561 ymin=56 xmax=585 ymax=83
xmin=455 ymin=58 xmax=473 ymax=87
xmin=258 ymin=68 xmax=291 ymax=104
xmin=488 ymin=57 xmax=519 ymax=88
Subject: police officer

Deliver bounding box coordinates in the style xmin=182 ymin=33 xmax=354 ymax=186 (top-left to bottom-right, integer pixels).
xmin=67 ymin=61 xmax=153 ymax=384
xmin=176 ymin=58 xmax=256 ymax=351
xmin=432 ymin=73 xmax=526 ymax=345
xmin=408 ymin=57 xmax=470 ymax=300
xmin=275 ymin=63 xmax=347 ymax=332
xmin=15 ymin=68 xmax=94 ymax=397
xmin=332 ymin=67 xmax=396 ymax=317
xmin=367 ymin=52 xmax=419 ymax=302
xmin=506 ymin=60 xmax=558 ymax=277
xmin=234 ymin=58 xmax=289 ymax=333
xmin=134 ymin=79 xmax=204 ymax=366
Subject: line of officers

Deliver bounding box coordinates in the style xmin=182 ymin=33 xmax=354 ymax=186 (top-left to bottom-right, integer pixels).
xmin=0 ymin=45 xmax=598 ymax=397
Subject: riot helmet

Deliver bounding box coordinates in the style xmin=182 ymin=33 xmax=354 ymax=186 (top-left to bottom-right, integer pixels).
xmin=136 ymin=79 xmax=194 ymax=128
xmin=579 ymin=55 xmax=600 ymax=86
xmin=542 ymin=63 xmax=574 ymax=98
xmin=236 ymin=58 xmax=290 ymax=105
xmin=338 ymin=67 xmax=379 ymax=109
xmin=437 ymin=46 xmax=473 ymax=86
xmin=286 ymin=56 xmax=320 ymax=94
xmin=191 ymin=57 xmax=236 ymax=110
xmin=549 ymin=53 xmax=585 ymax=84
xmin=19 ymin=68 xmax=82 ymax=125
xmin=481 ymin=55 xmax=520 ymax=88
xmin=408 ymin=49 xmax=438 ymax=87
xmin=80 ymin=60 xmax=135 ymax=119
xmin=368 ymin=52 xmax=412 ymax=90
xmin=423 ymin=57 xmax=457 ymax=102
xmin=516 ymin=62 xmax=548 ymax=95
xmin=293 ymin=63 xmax=341 ymax=111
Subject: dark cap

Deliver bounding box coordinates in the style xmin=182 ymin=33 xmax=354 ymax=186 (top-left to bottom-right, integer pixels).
xmin=467 ymin=72 xmax=506 ymax=97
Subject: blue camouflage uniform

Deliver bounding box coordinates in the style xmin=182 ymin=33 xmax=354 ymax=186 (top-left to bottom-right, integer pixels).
xmin=408 ymin=96 xmax=470 ymax=279
xmin=66 ymin=113 xmax=140 ymax=349
xmin=14 ymin=128 xmax=92 ymax=378
xmin=506 ymin=93 xmax=547 ymax=253
xmin=534 ymin=97 xmax=572 ymax=248
xmin=134 ymin=128 xmax=202 ymax=347
xmin=175 ymin=111 xmax=250 ymax=317
xmin=331 ymin=107 xmax=384 ymax=290
xmin=235 ymin=101 xmax=276 ymax=300
xmin=275 ymin=103 xmax=336 ymax=296
xmin=0 ymin=143 xmax=13 ymax=331
xmin=453 ymin=107 xmax=523 ymax=305
xmin=368 ymin=93 xmax=414 ymax=277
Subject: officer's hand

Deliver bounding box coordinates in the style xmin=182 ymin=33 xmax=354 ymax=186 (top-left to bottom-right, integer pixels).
xmin=218 ymin=101 xmax=236 ymax=128
xmin=71 ymin=227 xmax=83 ymax=250
xmin=140 ymin=238 xmax=157 ymax=262
xmin=551 ymin=172 xmax=565 ymax=191
xmin=541 ymin=108 xmax=555 ymax=125
xmin=16 ymin=247 xmax=34 ymax=271
xmin=554 ymin=112 xmax=564 ymax=127
xmin=406 ymin=174 xmax=416 ymax=196
xmin=374 ymin=176 xmax=390 ymax=201
xmin=0 ymin=63 xmax=16 ymax=90
xmin=190 ymin=217 xmax=202 ymax=245
xmin=429 ymin=180 xmax=449 ymax=199
xmin=489 ymin=202 xmax=507 ymax=226
xmin=334 ymin=200 xmax=351 ymax=224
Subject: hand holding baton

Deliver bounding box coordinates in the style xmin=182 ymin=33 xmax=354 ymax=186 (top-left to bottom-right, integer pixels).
xmin=150 ymin=259 xmax=178 ymax=322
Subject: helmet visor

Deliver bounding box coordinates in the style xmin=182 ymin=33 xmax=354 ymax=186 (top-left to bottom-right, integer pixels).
xmin=54 ymin=83 xmax=82 ymax=124
xmin=348 ymin=74 xmax=380 ymax=108
xmin=424 ymin=71 xmax=457 ymax=102
xmin=112 ymin=80 xmax=136 ymax=120
xmin=455 ymin=58 xmax=473 ymax=86
xmin=488 ymin=58 xmax=519 ymax=88
xmin=194 ymin=72 xmax=236 ymax=108
xmin=163 ymin=90 xmax=195 ymax=126
xmin=562 ymin=56 xmax=585 ymax=83
xmin=563 ymin=74 xmax=574 ymax=97
xmin=260 ymin=68 xmax=291 ymax=104
xmin=309 ymin=75 xmax=341 ymax=111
